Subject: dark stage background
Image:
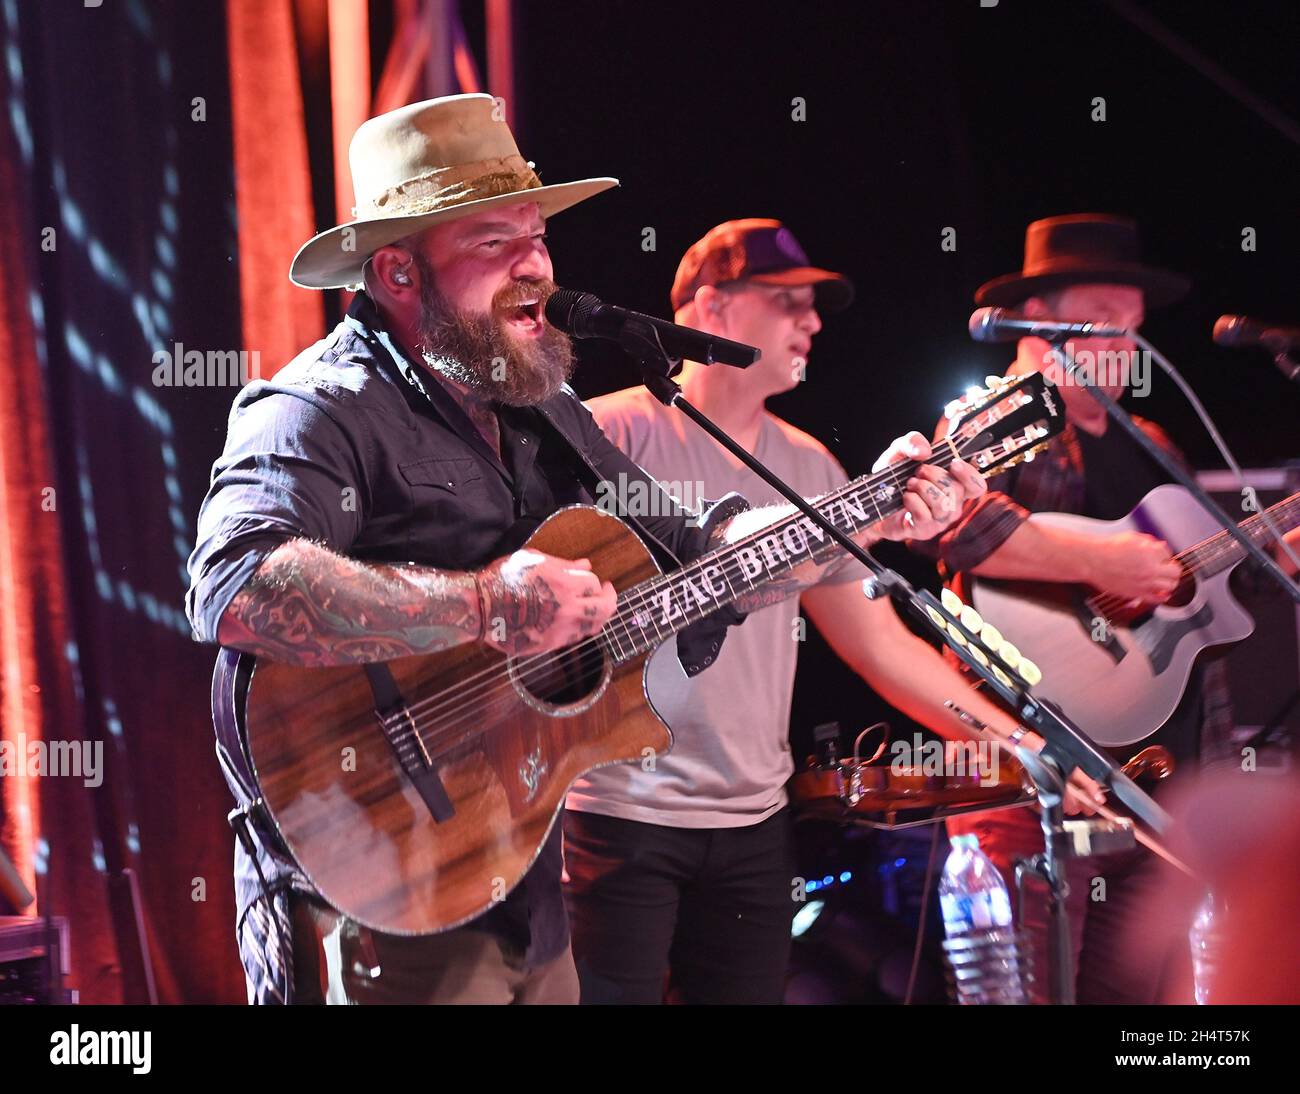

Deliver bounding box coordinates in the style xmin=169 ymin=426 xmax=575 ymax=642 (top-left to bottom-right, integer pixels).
xmin=2 ymin=0 xmax=1296 ymax=1002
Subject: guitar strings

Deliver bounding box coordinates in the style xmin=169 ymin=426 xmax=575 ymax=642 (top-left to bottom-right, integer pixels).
xmin=383 ymin=446 xmax=953 ymax=732
xmin=387 ymin=433 xmax=1038 ymax=745
xmin=388 ymin=438 xmax=1023 ymax=753
xmin=1086 ymin=494 xmax=1300 ymax=620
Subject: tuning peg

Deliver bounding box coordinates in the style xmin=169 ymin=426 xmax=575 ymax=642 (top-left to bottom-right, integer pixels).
xmin=938 ymin=588 xmax=986 ymax=636
xmin=1018 ymin=658 xmax=1042 ymax=686
xmin=998 ymin=640 xmax=1021 ymax=670
xmin=980 ymin=621 xmax=1003 ymax=651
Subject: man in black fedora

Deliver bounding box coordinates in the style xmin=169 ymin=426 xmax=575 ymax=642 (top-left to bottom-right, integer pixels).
xmin=915 ymin=213 xmax=1235 ymax=1003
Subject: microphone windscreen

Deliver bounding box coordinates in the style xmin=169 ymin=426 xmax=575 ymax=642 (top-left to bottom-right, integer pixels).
xmin=1213 ymin=315 xmax=1262 ymax=347
xmin=968 ymin=307 xmax=1007 ymax=343
xmin=544 ymin=289 xmax=599 ymax=335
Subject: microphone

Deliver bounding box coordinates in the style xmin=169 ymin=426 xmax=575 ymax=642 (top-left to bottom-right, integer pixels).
xmin=1213 ymin=314 xmax=1300 ymax=353
xmin=545 ymin=289 xmax=760 ymax=367
xmin=968 ymin=307 xmax=1129 ymax=343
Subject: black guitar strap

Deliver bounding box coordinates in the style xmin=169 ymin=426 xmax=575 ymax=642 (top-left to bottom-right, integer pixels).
xmin=534 ymin=399 xmax=751 ymax=679
xmin=533 ymin=400 xmax=691 ymax=572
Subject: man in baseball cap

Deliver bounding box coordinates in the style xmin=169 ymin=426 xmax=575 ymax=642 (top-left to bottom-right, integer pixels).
xmin=669 ymin=217 xmax=854 ymax=315
xmin=562 ymin=220 xmax=1015 ymax=1004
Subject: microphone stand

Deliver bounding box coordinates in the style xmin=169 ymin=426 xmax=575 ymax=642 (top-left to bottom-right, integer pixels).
xmin=1048 ymin=335 xmax=1300 ymax=604
xmin=1012 ymin=747 xmax=1076 ymax=1005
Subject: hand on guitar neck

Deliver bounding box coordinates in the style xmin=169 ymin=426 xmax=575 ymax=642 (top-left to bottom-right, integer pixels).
xmin=713 ymin=432 xmax=986 ymax=613
xmin=872 ymin=432 xmax=988 ymax=543
xmin=1277 ymin=525 xmax=1300 ymax=577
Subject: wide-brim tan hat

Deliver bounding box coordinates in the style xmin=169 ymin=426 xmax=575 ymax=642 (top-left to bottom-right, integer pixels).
xmin=290 ymin=93 xmax=618 ymax=289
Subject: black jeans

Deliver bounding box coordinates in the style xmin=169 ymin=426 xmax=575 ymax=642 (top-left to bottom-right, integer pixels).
xmin=562 ymin=807 xmax=796 ymax=1004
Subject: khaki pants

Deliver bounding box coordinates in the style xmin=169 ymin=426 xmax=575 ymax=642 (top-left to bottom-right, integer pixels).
xmin=289 ymin=893 xmax=579 ymax=1004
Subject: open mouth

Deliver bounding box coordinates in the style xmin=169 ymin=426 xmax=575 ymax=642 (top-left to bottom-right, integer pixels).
xmin=502 ymin=297 xmax=544 ymax=336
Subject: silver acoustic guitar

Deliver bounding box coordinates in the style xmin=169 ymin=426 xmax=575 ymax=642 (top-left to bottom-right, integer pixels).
xmin=969 ymin=484 xmax=1300 ymax=748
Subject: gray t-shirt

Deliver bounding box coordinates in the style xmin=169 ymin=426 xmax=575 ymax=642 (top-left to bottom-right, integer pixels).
xmin=566 ymin=385 xmax=869 ymax=828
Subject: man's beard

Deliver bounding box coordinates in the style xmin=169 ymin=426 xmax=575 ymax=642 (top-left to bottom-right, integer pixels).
xmin=413 ymin=260 xmax=574 ymax=407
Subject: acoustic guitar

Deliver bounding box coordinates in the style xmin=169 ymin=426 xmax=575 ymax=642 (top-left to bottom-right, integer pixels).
xmin=213 ymin=373 xmax=1063 ymax=933
xmin=970 ymin=485 xmax=1300 ymax=748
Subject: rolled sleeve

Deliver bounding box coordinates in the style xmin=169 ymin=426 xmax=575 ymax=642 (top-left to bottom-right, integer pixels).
xmin=912 ymin=492 xmax=1030 ymax=575
xmin=185 ymin=389 xmax=368 ymax=644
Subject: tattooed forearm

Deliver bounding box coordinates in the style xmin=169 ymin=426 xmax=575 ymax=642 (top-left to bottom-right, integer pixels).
xmin=218 ymin=539 xmax=481 ymax=666
xmin=476 ymin=569 xmax=560 ymax=653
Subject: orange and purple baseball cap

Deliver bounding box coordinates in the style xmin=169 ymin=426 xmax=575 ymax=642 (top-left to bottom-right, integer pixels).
xmin=671 ymin=218 xmax=854 ymax=313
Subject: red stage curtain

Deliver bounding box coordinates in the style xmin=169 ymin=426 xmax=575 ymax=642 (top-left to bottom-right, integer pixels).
xmin=227 ymin=0 xmax=324 ymax=379
xmin=0 ymin=48 xmax=121 ymax=1002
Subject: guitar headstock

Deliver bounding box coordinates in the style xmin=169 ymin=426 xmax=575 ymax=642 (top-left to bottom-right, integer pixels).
xmin=942 ymin=372 xmax=1064 ymax=479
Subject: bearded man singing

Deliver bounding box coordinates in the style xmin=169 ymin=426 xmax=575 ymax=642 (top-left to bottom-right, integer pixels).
xmin=185 ymin=95 xmax=983 ymax=1004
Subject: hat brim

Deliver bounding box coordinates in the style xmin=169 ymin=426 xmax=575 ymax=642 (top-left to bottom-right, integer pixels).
xmin=975 ymin=262 xmax=1190 ymax=308
xmin=289 ymin=177 xmax=619 ymax=290
xmin=749 ymin=267 xmax=855 ymax=312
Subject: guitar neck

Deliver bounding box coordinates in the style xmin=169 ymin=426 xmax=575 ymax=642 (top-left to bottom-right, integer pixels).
xmin=593 ymin=372 xmax=1061 ymax=664
xmin=596 ymin=456 xmax=923 ymax=662
xmin=597 ymin=431 xmax=1039 ymax=663
xmin=1178 ymin=492 xmax=1300 ymax=579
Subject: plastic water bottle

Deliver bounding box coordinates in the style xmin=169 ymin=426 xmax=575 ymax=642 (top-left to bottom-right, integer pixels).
xmin=939 ymin=834 xmax=1026 ymax=1004
xmin=1189 ymin=892 xmax=1226 ymax=1005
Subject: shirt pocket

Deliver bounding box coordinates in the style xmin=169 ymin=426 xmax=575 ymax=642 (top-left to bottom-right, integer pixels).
xmin=397 ymin=456 xmax=484 ymax=495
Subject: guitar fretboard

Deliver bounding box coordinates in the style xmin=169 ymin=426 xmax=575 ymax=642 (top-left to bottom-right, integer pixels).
xmin=1176 ymin=492 xmax=1300 ymax=579
xmin=596 ymin=435 xmax=1024 ymax=664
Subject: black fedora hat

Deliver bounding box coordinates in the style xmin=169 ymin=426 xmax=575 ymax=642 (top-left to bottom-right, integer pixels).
xmin=975 ymin=213 xmax=1190 ymax=308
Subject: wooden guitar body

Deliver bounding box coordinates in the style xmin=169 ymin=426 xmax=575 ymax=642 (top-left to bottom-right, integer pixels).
xmin=242 ymin=505 xmax=669 ymax=935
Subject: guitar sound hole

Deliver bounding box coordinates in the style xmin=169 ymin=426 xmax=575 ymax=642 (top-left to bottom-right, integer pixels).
xmin=1165 ymin=577 xmax=1195 ymax=609
xmin=509 ymin=641 xmax=611 ymax=714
